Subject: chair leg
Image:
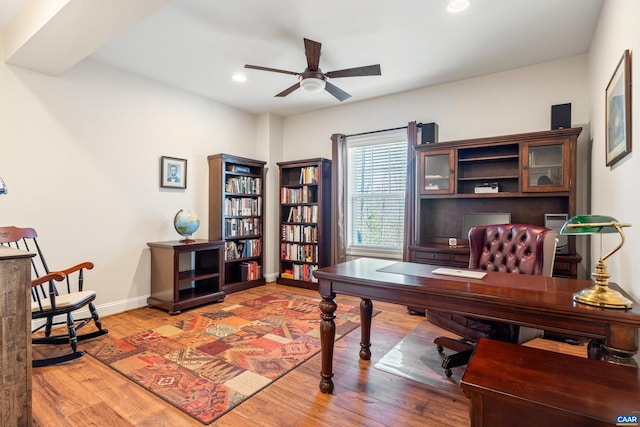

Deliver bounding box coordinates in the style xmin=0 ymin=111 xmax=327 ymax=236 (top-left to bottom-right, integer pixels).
xmin=45 ymin=316 xmax=53 ymax=337
xmin=67 ymin=312 xmax=78 ymax=352
xmin=89 ymin=302 xmax=104 ymax=331
xmin=441 ymin=348 xmax=474 ymax=374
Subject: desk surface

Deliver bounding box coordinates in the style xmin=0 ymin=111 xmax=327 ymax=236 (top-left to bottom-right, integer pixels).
xmin=314 ymin=258 xmax=640 ymax=329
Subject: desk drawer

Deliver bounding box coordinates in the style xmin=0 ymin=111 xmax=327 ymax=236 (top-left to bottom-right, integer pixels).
xmin=412 ymin=250 xmax=451 ymax=263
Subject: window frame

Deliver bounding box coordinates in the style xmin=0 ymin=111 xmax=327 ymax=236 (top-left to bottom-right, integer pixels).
xmin=344 ymin=129 xmax=408 ymax=259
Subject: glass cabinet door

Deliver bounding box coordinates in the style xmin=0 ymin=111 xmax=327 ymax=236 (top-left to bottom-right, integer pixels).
xmin=522 ymin=140 xmax=570 ymax=192
xmin=419 ymin=150 xmax=455 ymax=194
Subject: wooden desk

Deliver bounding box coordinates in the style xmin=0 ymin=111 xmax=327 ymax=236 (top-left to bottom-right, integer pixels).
xmin=461 ymin=338 xmax=640 ymax=427
xmin=314 ymin=258 xmax=640 ymax=394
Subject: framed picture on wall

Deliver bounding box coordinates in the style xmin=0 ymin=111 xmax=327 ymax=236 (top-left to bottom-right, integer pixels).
xmin=605 ymin=49 xmax=632 ymax=167
xmin=160 ymin=156 xmax=187 ymax=189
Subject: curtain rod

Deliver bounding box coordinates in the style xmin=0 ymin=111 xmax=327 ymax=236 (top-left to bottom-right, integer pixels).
xmin=345 ymin=122 xmax=423 ymax=138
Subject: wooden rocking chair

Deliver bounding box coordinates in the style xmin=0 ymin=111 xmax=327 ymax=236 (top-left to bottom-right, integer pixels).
xmin=0 ymin=226 xmax=108 ymax=367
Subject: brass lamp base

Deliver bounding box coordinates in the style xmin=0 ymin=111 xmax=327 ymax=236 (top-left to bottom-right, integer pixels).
xmin=573 ymin=259 xmax=633 ymax=309
xmin=573 ymin=285 xmax=633 ymax=309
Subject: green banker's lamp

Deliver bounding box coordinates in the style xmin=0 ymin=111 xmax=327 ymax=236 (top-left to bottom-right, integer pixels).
xmin=560 ymin=215 xmax=633 ymax=309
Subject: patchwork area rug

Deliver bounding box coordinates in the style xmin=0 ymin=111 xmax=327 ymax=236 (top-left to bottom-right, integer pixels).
xmin=85 ymin=293 xmax=367 ymax=424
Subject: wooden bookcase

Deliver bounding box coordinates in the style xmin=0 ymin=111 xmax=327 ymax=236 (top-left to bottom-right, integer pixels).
xmin=410 ymin=127 xmax=582 ymax=278
xmin=208 ymin=153 xmax=266 ymax=293
xmin=277 ymin=158 xmax=331 ymax=289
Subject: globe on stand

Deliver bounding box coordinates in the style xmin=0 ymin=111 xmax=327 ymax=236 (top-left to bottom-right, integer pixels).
xmin=174 ymin=209 xmax=200 ymax=243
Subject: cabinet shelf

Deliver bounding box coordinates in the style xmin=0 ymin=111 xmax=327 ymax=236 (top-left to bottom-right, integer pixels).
xmin=177 ymin=269 xmax=220 ymax=284
xmin=458 ymin=175 xmax=519 ymax=181
xmin=458 ymin=154 xmax=519 ymax=162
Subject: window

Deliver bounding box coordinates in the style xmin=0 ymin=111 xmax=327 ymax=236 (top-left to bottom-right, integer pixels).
xmin=346 ymin=130 xmax=407 ymax=258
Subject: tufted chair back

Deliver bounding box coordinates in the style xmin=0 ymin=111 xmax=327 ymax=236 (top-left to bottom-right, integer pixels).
xmin=468 ymin=223 xmax=557 ymax=277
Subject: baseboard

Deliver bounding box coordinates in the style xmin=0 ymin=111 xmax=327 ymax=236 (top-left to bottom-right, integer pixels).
xmin=264 ymin=272 xmax=279 ymax=283
xmin=32 ymin=294 xmax=150 ymax=330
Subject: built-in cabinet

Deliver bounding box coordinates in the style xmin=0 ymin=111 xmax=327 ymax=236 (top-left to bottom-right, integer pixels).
xmin=208 ymin=154 xmax=266 ymax=293
xmin=277 ymin=158 xmax=331 ymax=289
xmin=411 ymin=127 xmax=582 ymax=278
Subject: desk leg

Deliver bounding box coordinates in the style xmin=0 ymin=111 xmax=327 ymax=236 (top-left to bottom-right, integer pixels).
xmin=360 ymin=298 xmax=372 ymax=360
xmin=602 ymin=324 xmax=638 ymax=367
xmin=319 ymin=292 xmax=337 ymax=394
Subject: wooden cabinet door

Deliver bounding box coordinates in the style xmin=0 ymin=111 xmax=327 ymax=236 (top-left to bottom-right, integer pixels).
xmin=418 ymin=149 xmax=455 ymax=194
xmin=521 ymin=139 xmax=571 ymax=192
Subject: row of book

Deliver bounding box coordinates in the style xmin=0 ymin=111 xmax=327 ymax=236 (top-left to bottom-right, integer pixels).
xmin=224 ymin=197 xmax=262 ymax=216
xmin=281 ymin=224 xmax=317 ymax=243
xmin=299 ymin=166 xmax=319 ymax=184
xmin=284 ymin=205 xmax=318 ymax=223
xmin=239 ymin=261 xmax=262 ymax=281
xmin=225 ymin=218 xmax=261 ymax=237
xmin=280 ymin=186 xmax=317 ymax=204
xmin=225 ymin=239 xmax=261 ymax=261
xmin=226 ymin=176 xmax=262 ymax=194
xmin=280 ymin=243 xmax=318 ymax=263
xmin=280 ymin=263 xmax=318 ymax=282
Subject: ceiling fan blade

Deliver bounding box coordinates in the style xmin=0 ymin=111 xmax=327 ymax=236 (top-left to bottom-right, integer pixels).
xmin=303 ymin=38 xmax=321 ymax=71
xmin=325 ymin=81 xmax=351 ymax=102
xmin=275 ymin=82 xmax=301 ymax=97
xmin=325 ymin=64 xmax=382 ymax=79
xmin=244 ymin=64 xmax=299 ymax=76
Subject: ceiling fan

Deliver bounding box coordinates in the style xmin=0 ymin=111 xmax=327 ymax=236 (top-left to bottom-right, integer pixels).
xmin=244 ymin=38 xmax=381 ymax=102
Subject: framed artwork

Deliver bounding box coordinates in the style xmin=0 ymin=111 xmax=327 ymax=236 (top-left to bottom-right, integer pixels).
xmin=160 ymin=156 xmax=187 ymax=189
xmin=605 ymin=49 xmax=632 ymax=167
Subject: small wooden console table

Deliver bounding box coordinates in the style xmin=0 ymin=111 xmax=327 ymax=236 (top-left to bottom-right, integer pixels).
xmin=314 ymin=258 xmax=640 ymax=394
xmin=147 ymin=240 xmax=225 ymax=314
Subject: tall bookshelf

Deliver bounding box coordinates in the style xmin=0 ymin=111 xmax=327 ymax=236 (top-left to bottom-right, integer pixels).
xmin=208 ymin=153 xmax=266 ymax=293
xmin=277 ymin=158 xmax=331 ymax=289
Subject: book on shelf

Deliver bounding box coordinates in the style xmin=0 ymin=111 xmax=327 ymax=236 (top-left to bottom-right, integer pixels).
xmin=299 ymin=166 xmax=319 ymax=184
xmin=284 ymin=205 xmax=318 ymax=223
xmin=230 ymin=165 xmax=251 ymax=174
xmin=239 ymin=261 xmax=261 ymax=281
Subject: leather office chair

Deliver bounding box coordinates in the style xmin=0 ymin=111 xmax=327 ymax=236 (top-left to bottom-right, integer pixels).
xmin=0 ymin=226 xmax=108 ymax=367
xmin=427 ymin=223 xmax=557 ymax=377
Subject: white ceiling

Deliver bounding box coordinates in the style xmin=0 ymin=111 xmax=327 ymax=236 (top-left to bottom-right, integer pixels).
xmin=2 ymin=0 xmax=603 ymax=117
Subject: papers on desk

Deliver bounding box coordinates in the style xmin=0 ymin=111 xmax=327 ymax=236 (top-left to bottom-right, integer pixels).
xmin=432 ymin=267 xmax=487 ymax=279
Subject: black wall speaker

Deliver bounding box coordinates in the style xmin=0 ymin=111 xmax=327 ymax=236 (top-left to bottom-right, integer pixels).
xmin=421 ymin=122 xmax=439 ymax=144
xmin=551 ymin=103 xmax=571 ymax=130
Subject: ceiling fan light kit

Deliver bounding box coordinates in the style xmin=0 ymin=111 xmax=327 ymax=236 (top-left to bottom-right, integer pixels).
xmin=447 ymin=0 xmax=470 ymax=13
xmin=300 ymin=77 xmax=326 ymax=93
xmin=244 ymin=37 xmax=381 ymax=102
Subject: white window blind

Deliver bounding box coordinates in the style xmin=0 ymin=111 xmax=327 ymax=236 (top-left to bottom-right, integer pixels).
xmin=346 ymin=130 xmax=407 ymax=256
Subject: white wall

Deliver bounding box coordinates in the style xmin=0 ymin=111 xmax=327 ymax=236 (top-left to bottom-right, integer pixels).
xmin=281 ymin=55 xmax=590 ymax=161
xmin=0 ymin=41 xmax=259 ymax=315
xmin=588 ymin=0 xmax=640 ymax=300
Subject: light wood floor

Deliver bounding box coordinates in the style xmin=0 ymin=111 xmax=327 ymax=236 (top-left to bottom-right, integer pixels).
xmin=31 ymin=282 xmax=585 ymax=427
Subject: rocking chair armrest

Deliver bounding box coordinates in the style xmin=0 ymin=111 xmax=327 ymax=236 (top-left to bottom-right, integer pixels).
xmin=59 ymin=261 xmax=94 ymax=276
xmin=31 ymin=271 xmax=66 ymax=287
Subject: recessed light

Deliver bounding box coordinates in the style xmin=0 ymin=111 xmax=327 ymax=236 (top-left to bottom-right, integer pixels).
xmin=232 ymin=73 xmax=247 ymax=82
xmin=447 ymin=0 xmax=470 ymax=13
